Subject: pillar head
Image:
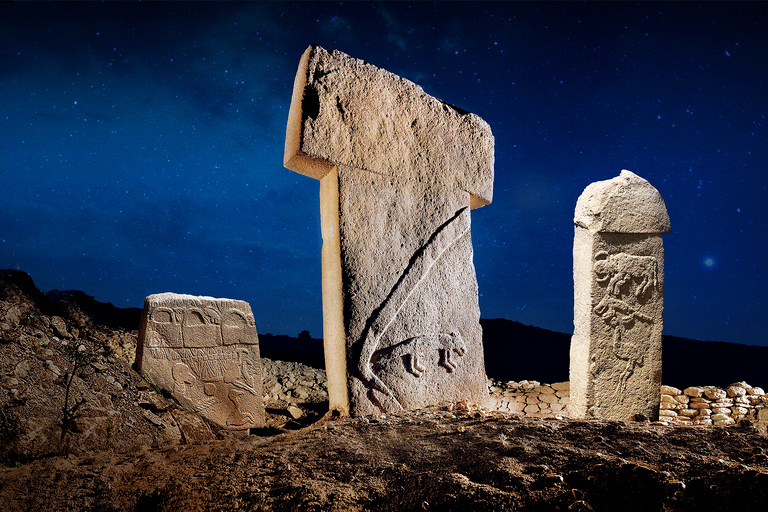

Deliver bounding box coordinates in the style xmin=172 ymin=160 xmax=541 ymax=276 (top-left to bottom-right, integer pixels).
xmin=575 ymin=170 xmax=671 ymax=234
xmin=284 ymin=45 xmax=494 ymax=209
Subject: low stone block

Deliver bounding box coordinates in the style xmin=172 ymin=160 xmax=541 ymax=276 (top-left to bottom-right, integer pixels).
xmin=659 ymin=409 xmax=678 ymax=417
xmin=552 ymin=382 xmax=570 ymax=391
xmin=684 ymin=386 xmax=704 ymax=398
xmin=661 ymin=385 xmax=681 ymax=395
xmin=748 ymin=387 xmax=765 ymax=396
xmin=732 ymin=406 xmax=749 ymax=416
xmin=704 ymin=388 xmax=727 ymax=400
xmin=136 ymin=293 xmax=265 ymax=430
xmin=678 ymin=408 xmax=698 ymax=417
xmin=727 ymin=385 xmax=747 ymax=397
xmin=539 ymin=393 xmax=560 ymax=404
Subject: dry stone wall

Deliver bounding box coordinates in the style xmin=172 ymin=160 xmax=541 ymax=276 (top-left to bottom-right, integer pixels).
xmin=488 ymin=379 xmax=570 ymax=417
xmin=487 ymin=378 xmax=768 ymax=428
xmin=658 ymin=383 xmax=767 ymax=427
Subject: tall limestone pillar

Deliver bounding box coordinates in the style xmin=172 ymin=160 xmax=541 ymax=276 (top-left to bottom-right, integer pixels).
xmin=284 ymin=45 xmax=494 ymax=416
xmin=570 ymin=170 xmax=671 ymax=420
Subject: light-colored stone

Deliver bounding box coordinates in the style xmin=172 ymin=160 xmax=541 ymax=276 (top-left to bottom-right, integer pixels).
xmin=731 ymin=406 xmax=749 ymax=416
xmin=712 ymin=407 xmax=732 ymax=415
xmin=660 ymin=385 xmax=681 ymax=396
xmin=659 ymin=409 xmax=678 ymax=417
xmin=683 ymin=386 xmax=704 ymax=397
xmin=50 ymin=316 xmax=69 ymax=338
xmin=552 ymin=382 xmax=570 ymax=391
xmin=284 ymin=45 xmax=494 ymax=209
xmin=539 ymin=393 xmax=560 ymax=404
xmin=678 ymin=409 xmax=699 ymax=417
xmin=726 ymin=385 xmax=747 ymax=397
xmin=284 ymin=45 xmax=493 ymax=417
xmin=704 ymin=388 xmax=727 ymax=400
xmin=535 ymin=385 xmax=556 ymax=395
xmin=748 ymin=387 xmax=765 ymax=396
xmin=136 ymin=293 xmax=264 ymax=430
xmin=570 ymin=171 xmax=670 ymax=421
xmin=524 ymin=404 xmax=540 ymax=414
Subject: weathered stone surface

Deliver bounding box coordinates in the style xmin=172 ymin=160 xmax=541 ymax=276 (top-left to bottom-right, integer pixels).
xmin=285 ymin=45 xmax=492 ymax=416
xmin=570 ymin=170 xmax=670 ymax=421
xmin=136 ymin=293 xmax=264 ymax=430
xmin=284 ymin=44 xmax=494 ymax=209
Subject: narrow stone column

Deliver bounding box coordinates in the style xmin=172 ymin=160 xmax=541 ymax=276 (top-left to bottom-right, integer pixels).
xmin=284 ymin=45 xmax=494 ymax=416
xmin=570 ymin=170 xmax=671 ymax=420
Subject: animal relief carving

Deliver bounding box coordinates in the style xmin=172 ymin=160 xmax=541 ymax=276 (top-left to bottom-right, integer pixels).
xmin=136 ymin=293 xmax=265 ymax=430
xmin=570 ymin=170 xmax=670 ymax=420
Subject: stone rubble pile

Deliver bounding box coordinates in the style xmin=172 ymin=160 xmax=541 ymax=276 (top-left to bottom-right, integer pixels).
xmin=487 ymin=378 xmax=570 ymax=417
xmin=659 ymin=383 xmax=768 ymax=427
xmin=260 ymin=357 xmax=328 ymax=419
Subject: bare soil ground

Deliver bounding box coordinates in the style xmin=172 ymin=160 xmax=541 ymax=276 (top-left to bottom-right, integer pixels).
xmin=1 ymin=269 xmax=768 ymax=511
xmin=2 ymin=409 xmax=768 ymax=511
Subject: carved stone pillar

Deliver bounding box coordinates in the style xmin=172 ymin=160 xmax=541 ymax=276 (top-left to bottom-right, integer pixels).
xmin=570 ymin=170 xmax=671 ymax=420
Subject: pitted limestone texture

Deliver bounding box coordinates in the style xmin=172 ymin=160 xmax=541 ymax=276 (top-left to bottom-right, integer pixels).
xmin=571 ymin=170 xmax=671 ymax=421
xmin=284 ymin=45 xmax=493 ymax=416
xmin=136 ymin=293 xmax=264 ymax=430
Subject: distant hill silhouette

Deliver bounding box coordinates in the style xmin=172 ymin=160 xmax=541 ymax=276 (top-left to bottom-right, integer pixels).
xmin=480 ymin=318 xmax=768 ymax=389
xmin=2 ymin=269 xmax=764 ymax=389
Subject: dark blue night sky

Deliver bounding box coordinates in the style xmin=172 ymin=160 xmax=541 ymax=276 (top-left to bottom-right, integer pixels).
xmin=2 ymin=2 xmax=766 ymax=346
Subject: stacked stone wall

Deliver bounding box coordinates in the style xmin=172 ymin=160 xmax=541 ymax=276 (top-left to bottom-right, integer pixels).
xmin=659 ymin=383 xmax=767 ymax=427
xmin=487 ymin=378 xmax=570 ymax=417
xmin=488 ymin=378 xmax=768 ymax=428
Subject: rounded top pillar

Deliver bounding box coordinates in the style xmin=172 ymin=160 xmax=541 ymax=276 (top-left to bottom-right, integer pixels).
xmin=574 ymin=170 xmax=671 ymax=234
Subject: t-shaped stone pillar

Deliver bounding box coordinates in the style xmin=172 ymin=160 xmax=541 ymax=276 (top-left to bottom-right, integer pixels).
xmin=570 ymin=170 xmax=671 ymax=420
xmin=285 ymin=45 xmax=494 ymax=416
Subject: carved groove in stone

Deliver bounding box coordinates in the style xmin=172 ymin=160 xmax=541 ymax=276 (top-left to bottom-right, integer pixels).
xmin=357 ymin=207 xmax=470 ymax=413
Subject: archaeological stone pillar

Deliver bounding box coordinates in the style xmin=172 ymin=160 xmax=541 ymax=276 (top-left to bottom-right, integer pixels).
xmin=570 ymin=170 xmax=671 ymax=420
xmin=284 ymin=45 xmax=494 ymax=416
xmin=136 ymin=293 xmax=265 ymax=430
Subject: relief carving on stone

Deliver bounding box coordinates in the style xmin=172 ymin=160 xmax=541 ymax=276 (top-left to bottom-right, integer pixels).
xmin=136 ymin=294 xmax=264 ymax=429
xmin=592 ymin=250 xmax=658 ymax=387
xmin=357 ymin=207 xmax=470 ymax=414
